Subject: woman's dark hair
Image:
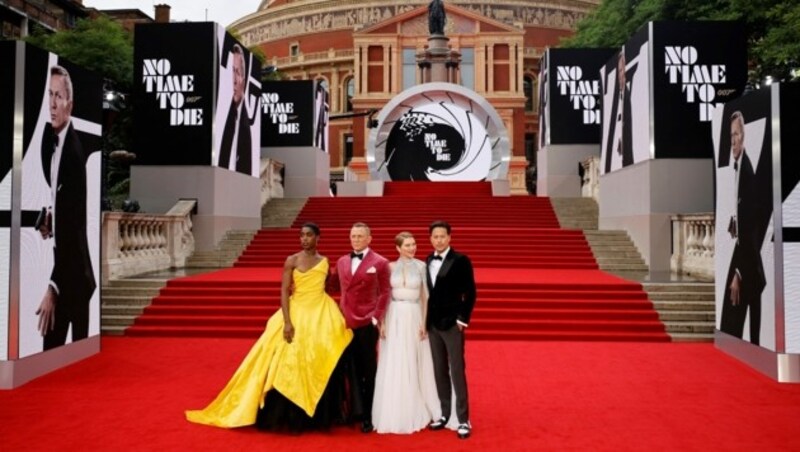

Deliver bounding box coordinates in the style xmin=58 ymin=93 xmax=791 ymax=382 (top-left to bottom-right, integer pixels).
xmin=301 ymin=222 xmax=320 ymax=236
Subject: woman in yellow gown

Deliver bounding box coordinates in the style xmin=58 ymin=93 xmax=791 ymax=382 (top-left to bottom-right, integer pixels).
xmin=186 ymin=223 xmax=353 ymax=430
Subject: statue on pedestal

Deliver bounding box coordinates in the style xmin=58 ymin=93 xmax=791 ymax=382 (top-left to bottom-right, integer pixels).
xmin=428 ymin=0 xmax=446 ymax=36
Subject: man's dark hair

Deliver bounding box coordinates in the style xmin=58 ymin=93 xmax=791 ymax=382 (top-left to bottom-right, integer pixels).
xmin=429 ymin=220 xmax=451 ymax=234
xmin=301 ymin=222 xmax=320 ymax=236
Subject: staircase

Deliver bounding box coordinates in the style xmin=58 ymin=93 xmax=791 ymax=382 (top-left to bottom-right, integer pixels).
xmin=549 ymin=198 xmax=649 ymax=278
xmin=186 ymin=230 xmax=257 ymax=268
xmin=261 ymin=198 xmax=307 ymax=228
xmin=643 ymin=282 xmax=715 ymax=341
xmin=101 ymin=279 xmax=167 ymax=335
xmin=126 ymin=182 xmax=668 ymax=342
xmin=550 ymin=197 xmax=598 ymax=230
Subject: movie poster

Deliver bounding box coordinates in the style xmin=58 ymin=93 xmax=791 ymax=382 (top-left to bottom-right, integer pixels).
xmin=212 ymin=24 xmax=261 ymax=176
xmin=599 ymin=26 xmax=650 ymax=175
xmin=713 ymin=88 xmax=774 ymax=350
xmin=261 ymin=80 xmax=316 ymax=148
xmin=538 ymin=50 xmax=549 ymax=149
xmin=652 ymin=21 xmax=747 ymax=159
xmin=778 ymin=83 xmax=800 ymax=353
xmin=11 ymin=44 xmax=102 ymax=358
xmin=133 ymin=23 xmax=215 ymax=167
xmin=0 ymin=42 xmax=15 ymax=360
xmin=543 ymin=48 xmax=615 ymax=146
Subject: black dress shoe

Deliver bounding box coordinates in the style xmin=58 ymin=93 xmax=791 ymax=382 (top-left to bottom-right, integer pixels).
xmin=457 ymin=422 xmax=471 ymax=439
xmin=428 ymin=417 xmax=448 ymax=430
xmin=361 ymin=421 xmax=373 ymax=433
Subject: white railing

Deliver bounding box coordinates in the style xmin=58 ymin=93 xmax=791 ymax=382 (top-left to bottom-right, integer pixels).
xmin=580 ymin=155 xmax=600 ymax=200
xmin=671 ymin=213 xmax=715 ymax=281
xmin=261 ymin=157 xmax=285 ymax=206
xmin=101 ymin=200 xmax=196 ymax=284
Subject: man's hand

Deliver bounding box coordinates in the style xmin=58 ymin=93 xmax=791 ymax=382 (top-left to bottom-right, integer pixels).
xmin=283 ymin=322 xmax=295 ymax=343
xmin=36 ymin=286 xmax=57 ymax=336
xmin=379 ymin=322 xmax=386 ymax=339
xmin=38 ymin=210 xmax=53 ymax=240
xmin=729 ymin=273 xmax=741 ymax=306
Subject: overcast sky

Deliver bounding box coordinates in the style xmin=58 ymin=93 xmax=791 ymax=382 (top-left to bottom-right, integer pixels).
xmin=83 ymin=0 xmax=260 ymax=27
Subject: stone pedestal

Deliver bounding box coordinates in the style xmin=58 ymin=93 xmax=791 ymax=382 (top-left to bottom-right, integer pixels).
xmin=418 ymin=35 xmax=460 ymax=84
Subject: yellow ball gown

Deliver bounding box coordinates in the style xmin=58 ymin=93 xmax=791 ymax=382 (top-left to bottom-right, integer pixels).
xmin=186 ymin=259 xmax=353 ymax=428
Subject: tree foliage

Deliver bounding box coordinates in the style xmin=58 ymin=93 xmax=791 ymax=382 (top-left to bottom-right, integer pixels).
xmin=26 ymin=16 xmax=133 ymax=89
xmin=562 ymin=0 xmax=800 ymax=82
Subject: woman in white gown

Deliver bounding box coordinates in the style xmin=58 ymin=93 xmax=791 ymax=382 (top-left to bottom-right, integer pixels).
xmin=372 ymin=232 xmax=454 ymax=434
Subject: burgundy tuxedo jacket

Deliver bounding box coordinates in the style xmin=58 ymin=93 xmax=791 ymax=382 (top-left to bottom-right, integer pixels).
xmin=330 ymin=250 xmax=391 ymax=329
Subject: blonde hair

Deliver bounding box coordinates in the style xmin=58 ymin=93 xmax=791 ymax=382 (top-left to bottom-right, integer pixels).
xmin=394 ymin=231 xmax=414 ymax=247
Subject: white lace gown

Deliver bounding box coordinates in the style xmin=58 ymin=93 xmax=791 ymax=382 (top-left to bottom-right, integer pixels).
xmin=372 ymin=258 xmax=447 ymax=434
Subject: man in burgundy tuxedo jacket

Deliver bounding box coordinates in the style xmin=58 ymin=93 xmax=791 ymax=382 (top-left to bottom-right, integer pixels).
xmin=329 ymin=222 xmax=391 ymax=432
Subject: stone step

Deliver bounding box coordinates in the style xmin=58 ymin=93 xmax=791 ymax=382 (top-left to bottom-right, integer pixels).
xmin=101 ymin=325 xmax=128 ymax=336
xmin=102 ymin=287 xmax=163 ymax=297
xmin=102 ymin=305 xmax=146 ymax=316
xmin=643 ymin=283 xmax=714 ymax=292
xmin=596 ymin=256 xmax=647 ymax=264
xmin=669 ymin=332 xmax=713 ymax=342
xmin=663 ymin=321 xmax=715 ymax=334
xmin=598 ymin=264 xmax=650 ymax=272
xmin=101 ymin=295 xmax=155 ymax=306
xmin=648 ymin=292 xmax=714 ymax=301
xmin=658 ymin=310 xmax=715 ymax=322
xmin=104 ymin=279 xmax=167 ymax=289
xmin=652 ymin=300 xmax=714 ymax=311
xmin=102 ymin=315 xmax=138 ymax=327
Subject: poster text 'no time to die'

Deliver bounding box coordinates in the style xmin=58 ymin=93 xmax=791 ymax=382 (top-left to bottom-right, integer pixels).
xmin=142 ymin=59 xmax=203 ymax=126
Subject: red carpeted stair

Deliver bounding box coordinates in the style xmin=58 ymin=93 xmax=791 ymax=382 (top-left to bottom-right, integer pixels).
xmin=127 ymin=182 xmax=668 ymax=341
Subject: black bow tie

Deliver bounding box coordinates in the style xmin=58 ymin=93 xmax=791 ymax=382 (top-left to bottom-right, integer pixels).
xmin=350 ymin=252 xmax=364 ymax=260
xmin=734 ymin=161 xmax=738 ymax=171
xmin=431 ymin=255 xmax=443 ymax=261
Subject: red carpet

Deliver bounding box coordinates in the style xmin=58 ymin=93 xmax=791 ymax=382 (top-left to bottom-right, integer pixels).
xmin=127 ymin=182 xmax=668 ymax=341
xmin=2 ymin=337 xmax=799 ymax=451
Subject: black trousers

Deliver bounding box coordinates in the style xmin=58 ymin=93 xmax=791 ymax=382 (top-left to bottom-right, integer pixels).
xmin=346 ymin=324 xmax=379 ymax=421
xmin=43 ymin=295 xmax=89 ymax=351
xmin=428 ymin=324 xmax=469 ymax=424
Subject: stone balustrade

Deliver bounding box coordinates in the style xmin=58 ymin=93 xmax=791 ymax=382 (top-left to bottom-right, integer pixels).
xmin=101 ymin=200 xmax=196 ymax=284
xmin=580 ymin=155 xmax=600 ymax=200
xmin=671 ymin=213 xmax=715 ymax=281
xmin=261 ymin=157 xmax=285 ymax=206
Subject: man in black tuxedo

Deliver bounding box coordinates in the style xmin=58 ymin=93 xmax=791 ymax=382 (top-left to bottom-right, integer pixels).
xmin=218 ymin=44 xmax=253 ymax=175
xmin=426 ymin=220 xmax=476 ymax=439
xmin=604 ymin=52 xmax=637 ymax=173
xmin=720 ymin=111 xmax=766 ymax=345
xmin=36 ymin=65 xmax=96 ymax=350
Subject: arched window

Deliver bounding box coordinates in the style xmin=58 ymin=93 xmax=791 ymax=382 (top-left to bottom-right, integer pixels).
xmin=344 ymin=77 xmax=355 ymax=112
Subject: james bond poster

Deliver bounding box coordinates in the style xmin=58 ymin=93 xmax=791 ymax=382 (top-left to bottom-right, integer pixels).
xmin=543 ymin=48 xmax=615 ymax=146
xmin=652 ymin=21 xmax=747 ymax=159
xmin=133 ymin=23 xmax=215 ymax=167
xmin=538 ymin=50 xmax=549 ymax=149
xmin=713 ymin=89 xmax=774 ymax=350
xmin=15 ymin=45 xmax=101 ymax=358
xmin=600 ymin=26 xmax=650 ymax=175
xmin=261 ymin=80 xmax=315 ymax=148
xmin=212 ymin=25 xmax=261 ymax=176
xmin=777 ymin=83 xmax=800 ymax=353
xmin=0 ymin=42 xmax=14 ymax=360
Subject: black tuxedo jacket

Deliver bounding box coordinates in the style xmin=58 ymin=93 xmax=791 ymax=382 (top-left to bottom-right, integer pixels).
xmin=41 ymin=123 xmax=96 ymax=307
xmin=219 ymin=101 xmax=253 ymax=175
xmin=604 ymin=63 xmax=637 ymax=173
xmin=426 ymin=248 xmax=477 ymax=331
xmin=726 ymin=151 xmax=767 ymax=298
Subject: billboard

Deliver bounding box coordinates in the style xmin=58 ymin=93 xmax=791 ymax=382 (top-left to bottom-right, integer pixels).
xmin=366 ymin=83 xmax=510 ymax=181
xmin=133 ymin=23 xmax=261 ymax=176
xmin=539 ymin=48 xmax=615 ymax=146
xmin=601 ymin=21 xmax=747 ymax=174
xmin=0 ymin=42 xmax=102 ymax=358
xmin=714 ymin=83 xmax=800 ymax=353
xmin=261 ymin=80 xmax=328 ymax=151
